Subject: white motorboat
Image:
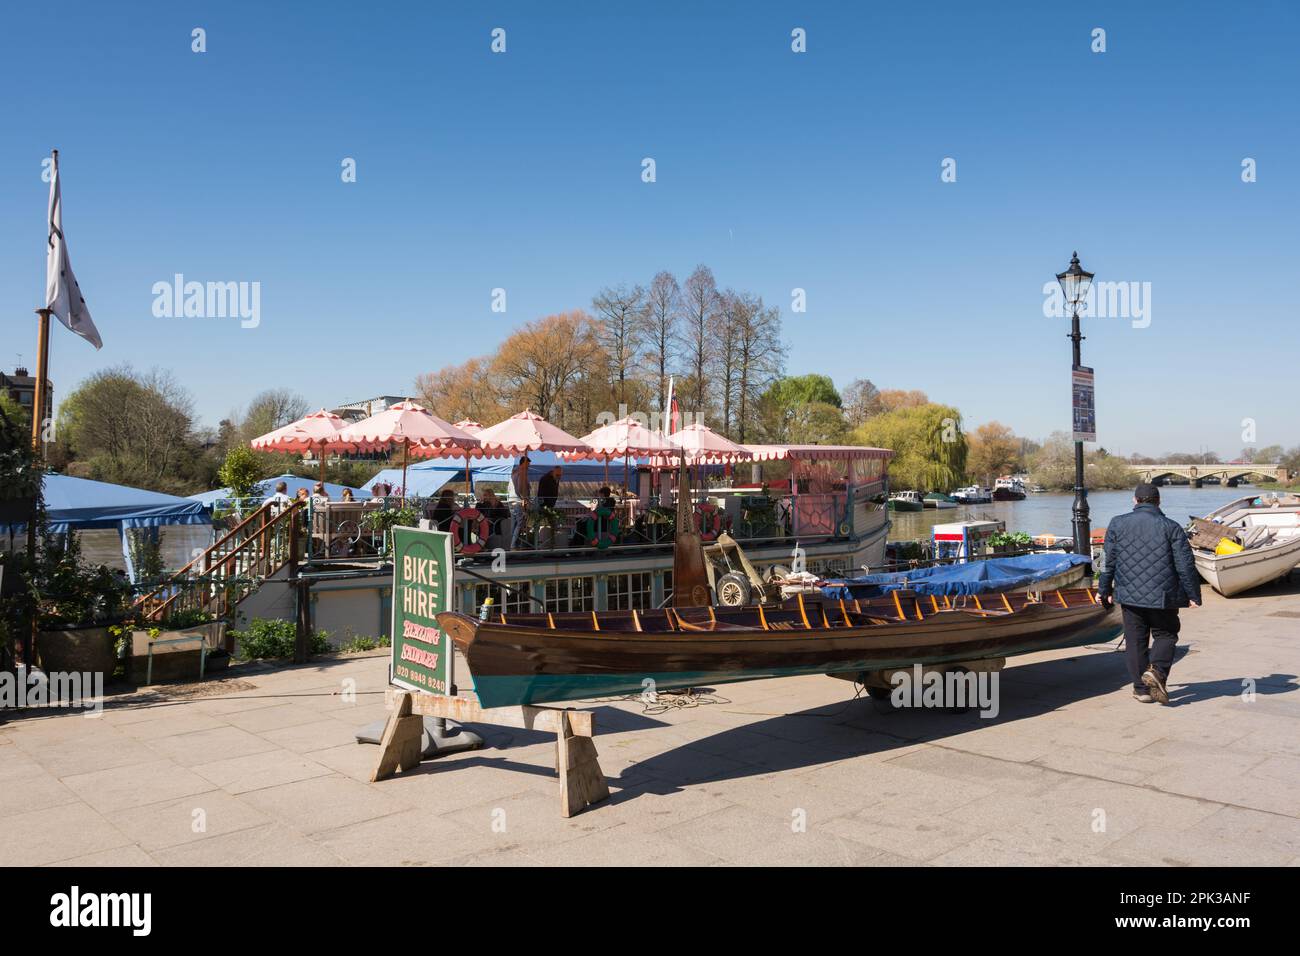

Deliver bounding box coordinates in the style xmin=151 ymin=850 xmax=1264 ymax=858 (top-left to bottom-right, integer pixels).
xmin=952 ymin=485 xmax=992 ymax=504
xmin=1191 ymin=494 xmax=1300 ymax=595
xmin=1194 ymin=534 xmax=1300 ymax=596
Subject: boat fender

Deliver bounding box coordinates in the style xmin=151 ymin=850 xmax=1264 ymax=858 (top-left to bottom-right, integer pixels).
xmin=694 ymin=502 xmax=722 ymax=542
xmin=449 ymin=507 xmax=490 ymax=554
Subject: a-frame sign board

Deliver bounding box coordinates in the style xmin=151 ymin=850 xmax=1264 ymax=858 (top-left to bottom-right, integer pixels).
xmin=370 ymin=525 xmax=608 ymax=817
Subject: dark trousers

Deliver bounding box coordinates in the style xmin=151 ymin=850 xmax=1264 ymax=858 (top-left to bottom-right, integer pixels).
xmin=1121 ymin=605 xmax=1180 ymax=692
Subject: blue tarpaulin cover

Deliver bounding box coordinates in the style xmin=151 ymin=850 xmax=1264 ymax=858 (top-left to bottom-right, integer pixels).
xmin=3 ymin=473 xmax=211 ymax=535
xmin=819 ymin=552 xmax=1091 ymax=600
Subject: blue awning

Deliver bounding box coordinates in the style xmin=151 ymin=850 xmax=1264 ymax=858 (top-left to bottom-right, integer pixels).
xmin=3 ymin=473 xmax=212 ymax=536
xmin=361 ymin=451 xmax=650 ymax=498
xmin=190 ymin=473 xmax=364 ymax=508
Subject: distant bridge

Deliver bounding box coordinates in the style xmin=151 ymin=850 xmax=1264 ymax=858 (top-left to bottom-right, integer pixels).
xmin=1131 ymin=463 xmax=1290 ymax=487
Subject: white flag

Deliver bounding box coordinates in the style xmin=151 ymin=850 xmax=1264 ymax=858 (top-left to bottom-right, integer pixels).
xmin=46 ymin=155 xmax=102 ymax=349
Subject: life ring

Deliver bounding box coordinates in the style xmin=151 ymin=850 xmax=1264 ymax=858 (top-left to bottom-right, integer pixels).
xmin=584 ymin=507 xmax=620 ymax=550
xmin=694 ymin=503 xmax=722 ymax=542
xmin=449 ymin=507 xmax=490 ymax=554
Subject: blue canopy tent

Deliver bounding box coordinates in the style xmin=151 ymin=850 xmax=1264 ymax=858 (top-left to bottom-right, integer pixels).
xmin=2 ymin=474 xmax=211 ymax=583
xmin=361 ymin=451 xmax=637 ymax=498
xmin=189 ymin=473 xmax=363 ymax=509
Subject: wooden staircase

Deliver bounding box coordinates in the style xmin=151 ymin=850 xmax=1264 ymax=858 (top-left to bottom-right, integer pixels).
xmin=133 ymin=500 xmax=303 ymax=622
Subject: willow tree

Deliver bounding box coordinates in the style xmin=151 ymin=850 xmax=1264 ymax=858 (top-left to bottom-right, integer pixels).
xmin=853 ymin=403 xmax=967 ymax=491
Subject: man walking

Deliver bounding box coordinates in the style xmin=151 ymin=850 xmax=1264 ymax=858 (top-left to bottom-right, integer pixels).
xmin=1097 ymin=482 xmax=1202 ymax=705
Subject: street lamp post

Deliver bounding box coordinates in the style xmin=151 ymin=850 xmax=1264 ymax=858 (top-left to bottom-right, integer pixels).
xmin=1056 ymin=251 xmax=1095 ymax=559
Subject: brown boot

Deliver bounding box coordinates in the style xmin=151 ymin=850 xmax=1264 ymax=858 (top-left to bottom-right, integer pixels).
xmin=1141 ymin=668 xmax=1169 ymax=705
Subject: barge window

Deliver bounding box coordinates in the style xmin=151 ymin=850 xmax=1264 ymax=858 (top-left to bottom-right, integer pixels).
xmin=545 ymin=576 xmax=595 ymax=613
xmin=472 ymin=581 xmax=534 ymax=616
xmin=607 ymin=571 xmax=653 ymax=611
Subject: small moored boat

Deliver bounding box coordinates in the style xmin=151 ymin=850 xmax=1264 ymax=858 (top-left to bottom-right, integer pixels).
xmin=923 ymin=492 xmax=958 ymax=510
xmin=952 ymin=486 xmax=992 ymax=504
xmin=992 ymin=477 xmax=1026 ymax=501
xmin=888 ymin=490 xmax=925 ymax=512
xmin=1189 ymin=494 xmax=1300 ymax=596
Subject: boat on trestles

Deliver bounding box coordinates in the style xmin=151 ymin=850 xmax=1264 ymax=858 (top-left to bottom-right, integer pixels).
xmin=437 ymin=587 xmax=1120 ymax=708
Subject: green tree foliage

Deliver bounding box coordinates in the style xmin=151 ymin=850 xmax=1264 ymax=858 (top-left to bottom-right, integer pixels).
xmin=58 ymin=365 xmax=212 ymax=494
xmin=1027 ymin=432 xmax=1139 ymax=491
xmin=757 ymin=374 xmax=845 ymax=442
xmin=217 ymin=445 xmax=269 ymax=499
xmin=853 ymin=403 xmax=967 ymax=491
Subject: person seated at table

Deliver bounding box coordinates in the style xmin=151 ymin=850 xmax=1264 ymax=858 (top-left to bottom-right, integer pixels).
xmin=312 ymin=482 xmax=330 ymax=505
xmin=340 ymin=488 xmax=355 ymax=502
xmin=369 ymin=482 xmax=390 ymax=502
xmin=476 ymin=489 xmax=509 ymax=536
xmin=295 ymin=487 xmax=310 ymax=503
xmin=595 ymin=485 xmax=618 ymax=511
xmin=424 ymin=488 xmax=458 ymax=531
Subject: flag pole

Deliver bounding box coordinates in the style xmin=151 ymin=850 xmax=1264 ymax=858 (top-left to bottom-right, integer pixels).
xmin=30 ymin=308 xmax=52 ymax=453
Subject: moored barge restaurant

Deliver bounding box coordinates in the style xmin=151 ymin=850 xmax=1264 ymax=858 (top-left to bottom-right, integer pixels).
xmin=227 ymin=443 xmax=893 ymax=641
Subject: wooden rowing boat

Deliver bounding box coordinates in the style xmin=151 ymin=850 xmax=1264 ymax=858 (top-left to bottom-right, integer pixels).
xmin=437 ymin=587 xmax=1120 ymax=708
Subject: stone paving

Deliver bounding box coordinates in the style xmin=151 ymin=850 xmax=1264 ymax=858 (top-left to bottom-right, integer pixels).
xmin=3 ymin=580 xmax=1298 ymax=866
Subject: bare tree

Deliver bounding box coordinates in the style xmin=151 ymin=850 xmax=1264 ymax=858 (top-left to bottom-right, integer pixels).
xmin=590 ymin=283 xmax=647 ymax=409
xmin=678 ymin=265 xmax=720 ymax=421
xmin=490 ymin=311 xmax=602 ymax=425
xmin=240 ymin=388 xmax=308 ymax=441
xmin=644 ymin=271 xmax=680 ymax=414
xmin=733 ymin=299 xmax=785 ymax=442
xmin=711 ymin=291 xmax=745 ymax=436
xmin=842 ymin=378 xmax=882 ymax=426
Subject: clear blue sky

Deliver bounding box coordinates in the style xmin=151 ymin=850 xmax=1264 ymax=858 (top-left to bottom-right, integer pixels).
xmin=2 ymin=1 xmax=1296 ymax=457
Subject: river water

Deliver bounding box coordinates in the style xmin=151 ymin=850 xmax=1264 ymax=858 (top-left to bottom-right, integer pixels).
xmin=887 ymin=486 xmax=1252 ymax=542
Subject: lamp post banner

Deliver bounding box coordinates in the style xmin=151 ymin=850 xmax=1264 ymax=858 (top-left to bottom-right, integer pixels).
xmin=1071 ymin=366 xmax=1096 ymax=443
xmin=390 ymin=526 xmax=455 ymax=696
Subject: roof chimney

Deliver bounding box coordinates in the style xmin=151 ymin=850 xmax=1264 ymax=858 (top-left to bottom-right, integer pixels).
xmin=14 ymin=365 xmax=28 ymax=377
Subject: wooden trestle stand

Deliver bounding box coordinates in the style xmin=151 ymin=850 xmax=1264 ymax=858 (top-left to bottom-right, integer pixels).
xmin=370 ymin=690 xmax=610 ymax=818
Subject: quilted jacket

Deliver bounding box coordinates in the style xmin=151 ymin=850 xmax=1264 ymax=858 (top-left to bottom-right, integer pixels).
xmin=1097 ymin=503 xmax=1202 ymax=608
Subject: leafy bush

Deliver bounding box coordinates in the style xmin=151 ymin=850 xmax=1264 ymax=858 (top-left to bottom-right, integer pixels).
xmin=990 ymin=531 xmax=1033 ymax=549
xmin=160 ymin=607 xmax=213 ymax=630
xmin=338 ymin=634 xmax=389 ymax=653
xmin=230 ymin=618 xmax=329 ymax=660
xmin=363 ymin=499 xmax=424 ymax=551
xmin=37 ymin=531 xmax=131 ymax=628
xmin=217 ymin=446 xmax=267 ymax=501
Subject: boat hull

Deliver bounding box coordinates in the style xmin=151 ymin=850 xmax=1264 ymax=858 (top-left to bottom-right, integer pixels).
xmin=991 ymin=490 xmax=1025 ymax=501
xmin=438 ymin=598 xmax=1121 ymax=708
xmin=1193 ymin=535 xmax=1300 ymax=596
xmin=889 ymin=500 xmax=924 ymax=512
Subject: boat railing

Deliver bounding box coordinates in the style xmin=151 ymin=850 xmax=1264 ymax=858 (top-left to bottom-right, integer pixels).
xmin=295 ymin=488 xmax=857 ymax=566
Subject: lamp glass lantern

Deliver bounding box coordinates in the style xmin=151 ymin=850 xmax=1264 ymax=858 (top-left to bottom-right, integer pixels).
xmin=1056 ymin=251 xmax=1094 ymax=316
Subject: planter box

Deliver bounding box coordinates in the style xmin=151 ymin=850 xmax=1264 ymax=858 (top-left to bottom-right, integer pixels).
xmin=36 ymin=625 xmax=116 ymax=676
xmin=129 ymin=622 xmax=228 ymax=683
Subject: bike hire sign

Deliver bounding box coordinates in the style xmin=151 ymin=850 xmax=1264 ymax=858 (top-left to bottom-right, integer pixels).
xmin=390 ymin=526 xmax=454 ymax=696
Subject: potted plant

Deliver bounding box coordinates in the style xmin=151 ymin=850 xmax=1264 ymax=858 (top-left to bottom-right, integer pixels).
xmin=362 ymin=499 xmax=421 ymax=554
xmin=536 ymin=506 xmax=564 ymax=550
xmin=35 ymin=532 xmax=130 ymax=677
